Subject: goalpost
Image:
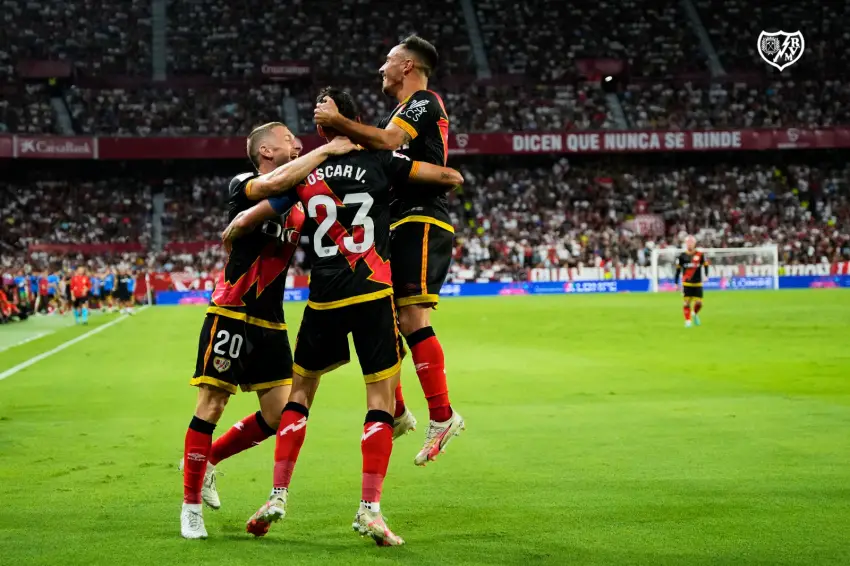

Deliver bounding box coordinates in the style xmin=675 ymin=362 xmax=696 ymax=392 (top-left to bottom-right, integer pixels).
xmin=649 ymin=245 xmax=780 ymax=292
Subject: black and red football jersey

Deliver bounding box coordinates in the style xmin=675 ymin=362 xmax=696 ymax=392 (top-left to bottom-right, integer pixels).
xmin=208 ymin=173 xmax=305 ymax=327
xmin=295 ymin=149 xmax=418 ymax=308
xmin=377 ymin=90 xmax=451 ymax=229
xmin=676 ymin=251 xmax=710 ymax=286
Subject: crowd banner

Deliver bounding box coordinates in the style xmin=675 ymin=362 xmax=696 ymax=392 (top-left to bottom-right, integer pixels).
xmin=3 ymin=128 xmax=850 ymax=159
xmin=528 ymin=263 xmax=850 ymax=282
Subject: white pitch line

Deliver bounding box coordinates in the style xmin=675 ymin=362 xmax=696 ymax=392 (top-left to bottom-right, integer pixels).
xmin=0 ymin=332 xmax=50 ymax=354
xmin=0 ymin=307 xmax=148 ymax=382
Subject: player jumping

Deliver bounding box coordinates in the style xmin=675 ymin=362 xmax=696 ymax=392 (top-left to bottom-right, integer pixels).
xmin=314 ymin=36 xmax=464 ymax=466
xmin=227 ymin=88 xmax=463 ymax=545
xmin=675 ymin=235 xmax=710 ymax=328
xmin=180 ymin=122 xmax=356 ymax=539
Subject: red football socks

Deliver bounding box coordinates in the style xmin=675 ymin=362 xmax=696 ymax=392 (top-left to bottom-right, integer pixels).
xmin=407 ymin=327 xmax=452 ymax=422
xmin=273 ymin=403 xmax=309 ymax=489
xmin=683 ymin=304 xmax=692 ymax=321
xmin=393 ymin=382 xmax=406 ymax=418
xmin=183 ymin=416 xmax=216 ymax=504
xmin=209 ymin=411 xmax=275 ymax=466
xmin=361 ymin=412 xmax=394 ymax=503
xmin=694 ymin=301 xmax=703 ymax=314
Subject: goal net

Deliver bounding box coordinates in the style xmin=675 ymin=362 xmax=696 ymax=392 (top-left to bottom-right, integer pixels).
xmin=649 ymin=246 xmax=779 ymax=292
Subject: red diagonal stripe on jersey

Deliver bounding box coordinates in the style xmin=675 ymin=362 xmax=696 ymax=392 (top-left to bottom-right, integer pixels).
xmin=437 ymin=118 xmax=449 ymax=165
xmin=212 ymin=240 xmax=291 ymax=307
xmin=427 ymin=90 xmax=449 ymax=119
xmin=298 ymin=180 xmax=392 ymax=286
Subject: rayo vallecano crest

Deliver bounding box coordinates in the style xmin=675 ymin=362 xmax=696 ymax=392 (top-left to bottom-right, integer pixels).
xmin=757 ymin=31 xmax=804 ymax=71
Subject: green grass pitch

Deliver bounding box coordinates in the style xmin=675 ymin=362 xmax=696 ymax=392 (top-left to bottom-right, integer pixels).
xmin=1 ymin=291 xmax=849 ymax=565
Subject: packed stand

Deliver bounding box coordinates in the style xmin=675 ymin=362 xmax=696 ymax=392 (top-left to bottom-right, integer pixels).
xmin=295 ymin=81 xmax=613 ymax=134
xmin=161 ymin=175 xmax=228 ymax=242
xmin=167 ymin=0 xmax=474 ymax=81
xmin=3 ymin=160 xmax=848 ymax=286
xmin=65 ymin=85 xmax=286 ymax=136
xmin=0 ymin=0 xmax=151 ymax=78
xmin=474 ymin=0 xmax=705 ymax=81
xmin=621 ymin=80 xmax=850 ymax=129
xmin=448 ymin=159 xmax=850 ymax=281
xmin=2 ymin=176 xmax=151 ymax=250
xmin=0 ymin=84 xmax=56 ymax=133
xmin=445 ymin=83 xmax=612 ymax=132
xmin=696 ymin=0 xmax=848 ymax=78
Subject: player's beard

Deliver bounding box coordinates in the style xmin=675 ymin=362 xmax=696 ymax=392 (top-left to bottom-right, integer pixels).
xmin=381 ymin=76 xmax=399 ymax=98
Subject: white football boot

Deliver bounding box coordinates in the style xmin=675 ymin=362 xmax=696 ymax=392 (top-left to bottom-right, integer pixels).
xmin=352 ymin=507 xmax=405 ymax=546
xmin=180 ymin=503 xmax=208 ymax=539
xmin=414 ymin=410 xmax=465 ymax=466
xmin=392 ymin=407 xmax=417 ymax=440
xmin=246 ymin=491 xmax=288 ymax=537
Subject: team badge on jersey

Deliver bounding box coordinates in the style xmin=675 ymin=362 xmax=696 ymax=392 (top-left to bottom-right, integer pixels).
xmin=757 ymin=31 xmax=804 ymax=71
xmin=213 ymin=356 xmax=231 ymax=373
xmin=401 ymin=99 xmax=429 ymax=122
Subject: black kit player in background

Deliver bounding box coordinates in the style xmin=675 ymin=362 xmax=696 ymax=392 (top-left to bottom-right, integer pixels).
xmin=314 ymin=35 xmax=465 ymax=466
xmin=223 ymin=86 xmax=464 ymax=546
xmin=675 ymin=235 xmax=710 ymax=328
xmin=179 ymin=120 xmax=357 ymax=540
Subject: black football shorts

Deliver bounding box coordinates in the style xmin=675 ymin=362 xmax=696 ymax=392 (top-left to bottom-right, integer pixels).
xmin=391 ymin=221 xmax=453 ymax=308
xmin=683 ymin=285 xmax=704 ymax=299
xmin=293 ymin=296 xmax=402 ymax=383
xmin=191 ymin=313 xmax=293 ymax=394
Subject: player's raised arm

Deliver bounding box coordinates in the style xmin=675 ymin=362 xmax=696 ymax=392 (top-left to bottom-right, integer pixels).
xmin=378 ymin=150 xmax=462 ymax=189
xmin=315 ymin=97 xmax=410 ymax=151
xmin=245 ymin=137 xmax=356 ymax=200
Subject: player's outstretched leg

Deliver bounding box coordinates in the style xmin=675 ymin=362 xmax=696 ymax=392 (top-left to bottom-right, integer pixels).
xmin=247 ymin=375 xmax=317 ymax=538
xmin=392 ymin=381 xmax=417 ymax=439
xmin=399 ymin=308 xmax=465 ymax=466
xmin=353 ymin=379 xmax=404 ymax=546
xmin=206 ymin=386 xmax=287 ymax=510
xmin=682 ymin=299 xmax=692 ymax=328
xmin=693 ymin=300 xmax=703 ymax=326
xmin=181 ymin=385 xmax=228 ymax=539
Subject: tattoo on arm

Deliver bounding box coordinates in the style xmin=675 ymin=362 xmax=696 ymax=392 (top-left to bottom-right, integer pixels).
xmin=400 ymin=129 xmax=412 ymax=146
xmin=440 ymin=171 xmax=452 ymax=180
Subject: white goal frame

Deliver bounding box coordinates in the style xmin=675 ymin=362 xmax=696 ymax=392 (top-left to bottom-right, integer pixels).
xmin=649 ymin=245 xmax=780 ymax=292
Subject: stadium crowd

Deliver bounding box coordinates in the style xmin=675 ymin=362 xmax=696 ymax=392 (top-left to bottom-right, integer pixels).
xmin=2 ymin=78 xmax=846 ymax=135
xmin=475 ymin=0 xmax=705 ymax=80
xmin=449 ymin=159 xmax=850 ymax=281
xmin=3 ymin=160 xmax=847 ymax=286
xmin=0 ymin=0 xmax=152 ymax=79
xmin=166 ymin=0 xmax=474 ymax=80
xmin=621 ymin=80 xmax=850 ymax=130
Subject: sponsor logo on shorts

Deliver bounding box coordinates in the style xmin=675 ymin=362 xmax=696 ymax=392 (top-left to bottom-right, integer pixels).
xmin=213 ymin=356 xmax=231 ymax=373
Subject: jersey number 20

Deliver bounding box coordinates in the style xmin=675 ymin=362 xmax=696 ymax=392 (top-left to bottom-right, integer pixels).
xmin=307 ymin=193 xmax=374 ymax=258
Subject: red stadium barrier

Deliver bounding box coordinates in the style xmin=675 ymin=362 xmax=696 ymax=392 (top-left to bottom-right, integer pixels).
xmin=2 ymin=128 xmax=850 ymax=159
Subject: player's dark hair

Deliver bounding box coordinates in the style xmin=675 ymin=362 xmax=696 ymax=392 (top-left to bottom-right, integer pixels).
xmin=316 ymin=87 xmax=358 ymax=122
xmin=247 ymin=121 xmax=286 ymax=170
xmin=400 ymin=35 xmax=438 ymax=77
